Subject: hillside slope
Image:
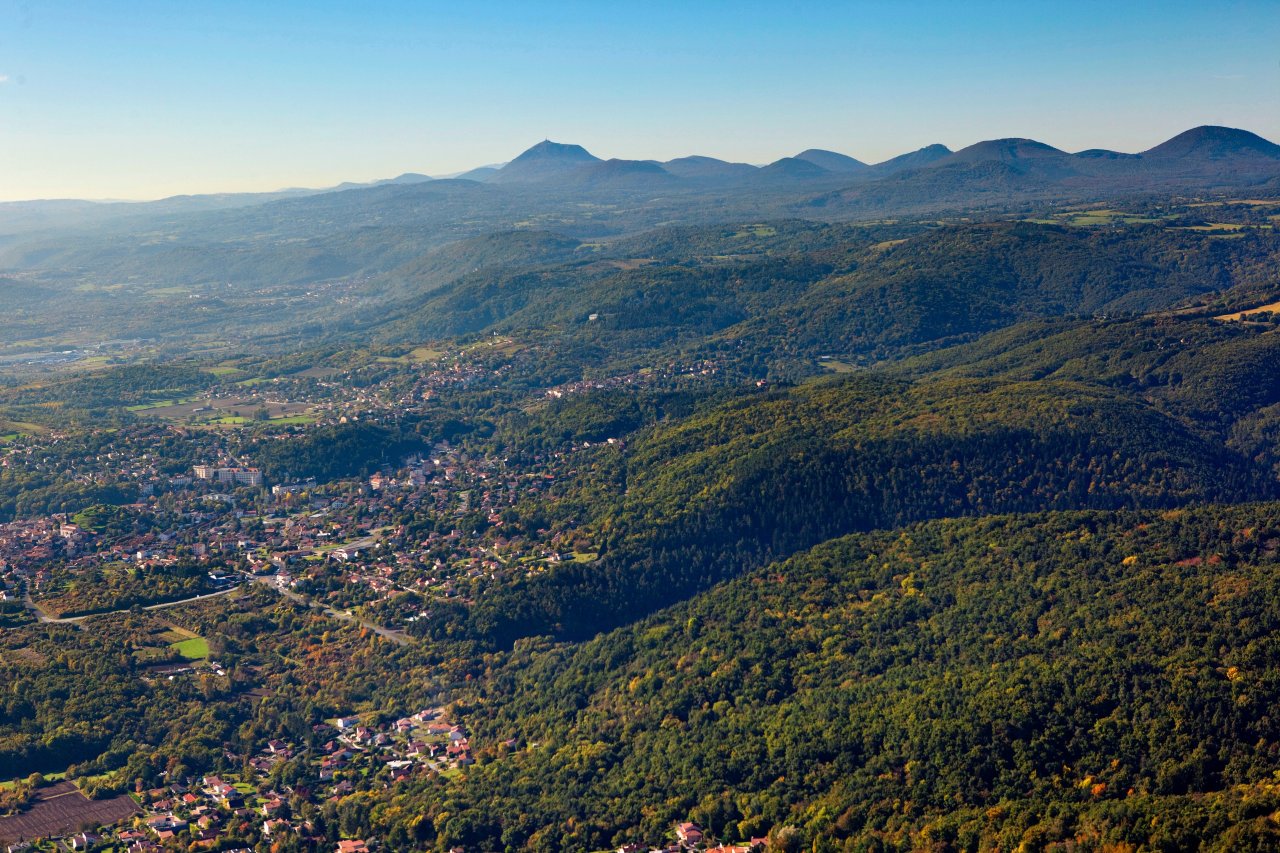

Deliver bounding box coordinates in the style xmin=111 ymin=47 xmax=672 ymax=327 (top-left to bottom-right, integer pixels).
xmin=380 ymin=505 xmax=1280 ymax=851
xmin=442 ymin=371 xmax=1278 ymax=644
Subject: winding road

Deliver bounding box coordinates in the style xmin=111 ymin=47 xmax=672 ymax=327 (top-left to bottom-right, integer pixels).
xmin=254 ymin=576 xmax=411 ymax=646
xmin=22 ymin=583 xmax=246 ymax=624
xmin=23 ymin=580 xmax=410 ymax=645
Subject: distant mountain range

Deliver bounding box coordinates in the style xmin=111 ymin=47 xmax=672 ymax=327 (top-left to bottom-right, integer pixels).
xmin=445 ymin=126 xmax=1280 ymax=194
xmin=0 ymin=125 xmax=1275 ymax=315
xmin=2 ymin=126 xmax=1275 ymax=227
xmin=453 ymin=136 xmax=951 ymax=187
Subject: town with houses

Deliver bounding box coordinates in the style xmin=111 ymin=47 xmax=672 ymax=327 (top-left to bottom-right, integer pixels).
xmin=0 ymin=431 xmax=601 ymax=629
xmin=0 ymin=341 xmax=757 ymax=851
xmin=0 ymin=336 xmax=725 ymax=631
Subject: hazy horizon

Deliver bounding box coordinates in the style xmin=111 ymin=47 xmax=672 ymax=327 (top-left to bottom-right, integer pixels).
xmin=2 ymin=0 xmax=1277 ymax=202
xmin=6 ymin=123 xmax=1279 ymax=204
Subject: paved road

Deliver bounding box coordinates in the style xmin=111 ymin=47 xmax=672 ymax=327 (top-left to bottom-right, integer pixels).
xmin=23 ymin=584 xmax=246 ymax=624
xmin=20 ymin=568 xmax=410 ymax=646
xmin=255 ymin=576 xmax=411 ymax=646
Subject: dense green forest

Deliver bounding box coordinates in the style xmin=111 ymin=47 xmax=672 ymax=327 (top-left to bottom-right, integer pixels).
xmin=433 ymin=367 xmax=1279 ymax=645
xmin=246 ymin=421 xmax=427 ymax=483
xmin=0 ymin=470 xmax=137 ymax=523
xmin=370 ymin=506 xmax=1280 ymax=851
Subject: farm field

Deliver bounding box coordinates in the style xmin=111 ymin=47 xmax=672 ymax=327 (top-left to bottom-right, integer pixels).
xmin=206 ymin=365 xmax=245 ymax=377
xmin=1216 ymin=299 xmax=1280 ymax=322
xmin=0 ymin=782 xmax=138 ymax=844
xmin=1175 ymin=222 xmax=1261 ymax=232
xmin=1027 ymin=209 xmax=1165 ymax=227
xmin=130 ymin=395 xmax=316 ymax=425
xmin=375 ymin=345 xmax=445 ymax=365
xmin=1186 ymin=199 xmax=1280 ymax=207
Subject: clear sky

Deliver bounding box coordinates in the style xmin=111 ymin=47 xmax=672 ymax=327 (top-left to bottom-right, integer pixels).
xmin=1 ymin=0 xmax=1277 ymax=200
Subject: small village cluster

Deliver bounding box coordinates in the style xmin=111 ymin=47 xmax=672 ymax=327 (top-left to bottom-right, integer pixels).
xmin=0 ymin=706 xmax=472 ymax=851
xmin=128 ymin=707 xmax=470 ymax=851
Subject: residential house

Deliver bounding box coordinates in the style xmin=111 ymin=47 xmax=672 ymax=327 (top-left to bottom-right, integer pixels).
xmin=676 ymin=822 xmax=704 ymax=846
xmin=336 ymin=841 xmax=370 ymax=853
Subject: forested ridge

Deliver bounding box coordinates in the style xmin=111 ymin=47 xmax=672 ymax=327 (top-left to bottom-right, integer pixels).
xmin=371 ymin=221 xmax=1280 ymax=373
xmin=439 ymin=367 xmax=1280 ymax=645
xmin=370 ymin=506 xmax=1280 ymax=851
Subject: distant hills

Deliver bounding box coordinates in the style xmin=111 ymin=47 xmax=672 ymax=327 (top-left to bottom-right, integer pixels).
xmin=810 ymin=126 xmax=1280 ymax=214
xmin=490 ymin=140 xmax=601 ymax=184
xmin=0 ymin=124 xmax=1275 ymax=340
xmin=451 ymin=126 xmax=1279 ymax=194
xmin=2 ymin=126 xmax=1275 ymax=226
xmin=370 ymin=219 xmax=1278 ymax=370
xmin=940 ymin=137 xmax=1070 ymax=165
xmin=457 ymin=138 xmax=952 ymax=187
xmin=794 ymin=148 xmax=868 ymax=173
xmin=659 ymin=155 xmax=758 ymax=180
xmin=331 ymin=172 xmax=433 ymax=191
xmin=1144 ymin=125 xmax=1280 ymax=161
xmin=865 ymin=142 xmax=954 ymax=176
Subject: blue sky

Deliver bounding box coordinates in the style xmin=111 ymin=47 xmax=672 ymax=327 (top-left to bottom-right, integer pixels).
xmin=0 ymin=0 xmax=1276 ymax=200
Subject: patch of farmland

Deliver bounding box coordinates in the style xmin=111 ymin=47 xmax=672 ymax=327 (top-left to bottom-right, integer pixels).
xmin=0 ymin=781 xmax=139 ymax=843
xmin=1216 ymin=299 xmax=1280 ymax=322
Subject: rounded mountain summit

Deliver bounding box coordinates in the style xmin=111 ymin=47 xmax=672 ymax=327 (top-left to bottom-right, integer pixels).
xmin=490 ymin=140 xmax=601 ymax=183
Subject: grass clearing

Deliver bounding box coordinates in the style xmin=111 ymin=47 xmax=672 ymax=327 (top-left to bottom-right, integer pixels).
xmin=291 ymin=366 xmax=342 ymax=379
xmin=1028 ymin=209 xmax=1166 ymax=228
xmin=125 ymin=397 xmax=193 ymax=412
xmin=0 ymin=772 xmax=66 ymax=791
xmin=409 ymin=346 xmax=445 ymax=361
xmin=731 ymin=224 xmax=778 ymax=238
xmin=1067 ymin=211 xmax=1162 ymax=227
xmin=131 ymin=395 xmax=314 ymax=426
xmin=1 ymin=420 xmax=47 ymax=435
xmin=1176 ymin=222 xmax=1251 ymax=232
xmin=73 ymin=771 xmax=120 ymax=790
xmin=170 ymin=637 xmax=210 ymax=660
xmin=158 ymin=624 xmax=199 ymax=642
xmin=462 ymin=337 xmax=523 ymax=356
